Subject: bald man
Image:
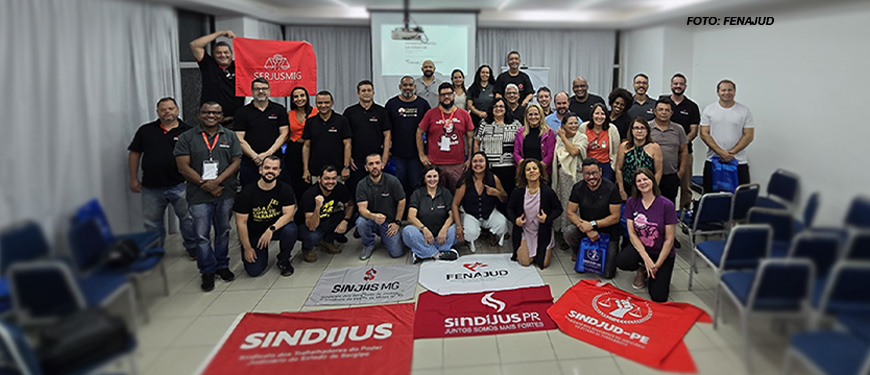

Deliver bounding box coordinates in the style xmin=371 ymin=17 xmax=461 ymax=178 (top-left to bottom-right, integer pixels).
xmin=568 ymin=77 xmax=605 ymax=123
xmin=415 ymin=60 xmax=442 ymax=108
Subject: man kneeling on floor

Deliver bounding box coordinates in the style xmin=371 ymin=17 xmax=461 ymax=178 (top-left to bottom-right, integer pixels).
xmin=300 ymin=165 xmax=354 ymax=263
xmin=233 ymin=155 xmax=298 ymax=278
xmin=356 ymin=153 xmax=405 ymax=260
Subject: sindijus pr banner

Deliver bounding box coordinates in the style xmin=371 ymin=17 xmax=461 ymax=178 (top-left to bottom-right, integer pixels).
xmin=197 ymin=304 xmax=414 ymax=375
xmin=233 ymin=37 xmax=317 ymax=97
xmin=547 ymin=280 xmax=711 ymax=373
xmin=414 ymin=285 xmax=557 ymax=339
xmin=418 ymin=254 xmax=544 ymax=295
xmin=306 ymin=265 xmax=418 ymax=306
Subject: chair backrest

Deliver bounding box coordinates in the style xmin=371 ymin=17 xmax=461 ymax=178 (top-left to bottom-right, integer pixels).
xmin=72 ymin=199 xmax=114 ymax=242
xmin=748 ymin=258 xmax=814 ymax=311
xmin=0 ymin=321 xmax=42 ymax=375
xmin=731 ymin=183 xmax=760 ymax=223
xmin=8 ymin=260 xmax=86 ymax=324
xmin=693 ymin=192 xmax=733 ymax=230
xmin=747 ymin=207 xmax=794 ymax=243
xmin=720 ymin=224 xmax=772 ymax=270
xmin=816 ymin=261 xmax=870 ymax=316
xmin=845 ymin=195 xmax=870 ymax=229
xmin=767 ymin=169 xmax=800 ymax=205
xmin=68 ymin=218 xmax=111 ymax=273
xmin=787 ymin=232 xmax=841 ymax=280
xmin=802 ymin=192 xmax=820 ymax=229
xmin=843 ymin=229 xmax=870 ymax=261
xmin=0 ymin=221 xmax=50 ymax=276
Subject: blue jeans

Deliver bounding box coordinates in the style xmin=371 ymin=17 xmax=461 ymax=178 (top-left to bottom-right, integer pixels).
xmin=402 ymin=225 xmax=456 ymax=258
xmin=189 ymin=198 xmax=234 ymax=273
xmin=356 ymin=217 xmax=404 ymax=257
xmin=300 ymin=213 xmax=344 ymax=251
xmin=392 ymin=156 xmax=422 ymax=199
xmin=141 ymin=183 xmax=196 ymax=251
xmin=242 ymin=223 xmax=297 ymax=277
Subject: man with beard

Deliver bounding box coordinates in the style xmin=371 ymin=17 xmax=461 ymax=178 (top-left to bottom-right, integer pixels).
xmin=174 ymin=102 xmax=242 ymax=291
xmin=417 ymin=83 xmax=475 ymax=192
xmin=536 ymin=87 xmax=553 ymax=116
xmin=569 ymin=77 xmax=605 ymax=122
xmin=356 ymin=154 xmax=405 ymax=260
xmin=302 ymin=91 xmax=352 ymax=184
xmin=627 ymin=73 xmax=655 ymax=121
xmin=564 ymin=159 xmax=622 ymax=277
xmin=495 ymin=51 xmax=534 ymax=106
xmin=668 ymin=73 xmax=701 ymax=208
xmin=415 ymin=60 xmax=442 ymax=108
xmin=345 ymin=80 xmax=391 ymax=197
xmin=234 ymin=78 xmax=289 ymax=187
xmin=385 ymin=76 xmax=431 ymax=198
xmin=233 ymin=156 xmax=298 ymax=277
xmin=190 ymin=30 xmax=244 ymax=127
xmin=128 ymin=97 xmax=197 ymax=259
xmin=299 ymin=165 xmax=354 ymax=263
xmin=545 ymin=92 xmax=571 ymax=130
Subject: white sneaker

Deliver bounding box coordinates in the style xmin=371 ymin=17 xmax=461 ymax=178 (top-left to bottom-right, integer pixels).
xmin=360 ymin=245 xmax=374 ymax=260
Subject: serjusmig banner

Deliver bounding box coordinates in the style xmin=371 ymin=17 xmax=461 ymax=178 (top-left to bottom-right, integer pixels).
xmin=233 ymin=37 xmax=317 ymax=97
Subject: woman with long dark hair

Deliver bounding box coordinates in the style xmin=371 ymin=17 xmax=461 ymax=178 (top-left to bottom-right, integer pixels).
xmin=608 ymin=88 xmax=634 ymax=139
xmin=286 ymin=86 xmax=316 ymax=203
xmin=403 ymin=165 xmax=459 ymax=262
xmin=579 ymin=102 xmax=620 ymax=182
xmin=466 ymin=65 xmax=496 ymax=126
xmin=615 ymin=117 xmax=662 ymax=201
xmin=452 ymin=69 xmax=467 ymax=110
xmin=506 ymin=158 xmax=562 ymax=269
xmin=452 ymin=152 xmax=509 ymax=253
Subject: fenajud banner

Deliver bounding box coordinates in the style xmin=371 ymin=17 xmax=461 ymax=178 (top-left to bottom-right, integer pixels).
xmin=547 ymin=280 xmax=711 ymax=373
xmin=418 ymin=254 xmax=544 ymax=295
xmin=233 ymin=37 xmax=317 ymax=97
xmin=198 ymin=304 xmax=414 ymax=375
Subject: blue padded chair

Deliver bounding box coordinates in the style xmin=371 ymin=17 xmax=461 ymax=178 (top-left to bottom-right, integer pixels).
xmin=793 ymin=192 xmax=819 ymax=233
xmin=0 ymin=222 xmax=53 ymax=316
xmin=73 ymin=199 xmax=159 ymax=252
xmin=754 ymin=169 xmax=800 ymax=211
xmin=746 ymin=207 xmax=794 ymax=257
xmin=787 ymin=231 xmax=842 ymax=307
xmin=730 ymin=183 xmax=760 ymax=227
xmin=7 ymin=260 xmax=138 ymax=330
xmin=844 ymin=195 xmax=870 ymax=229
xmin=784 ymin=330 xmax=870 ymax=375
xmin=690 ymin=175 xmax=704 ymax=195
xmin=836 ymin=313 xmax=870 ymax=343
xmin=690 ymin=224 xmax=771 ymax=291
xmin=716 ymin=258 xmax=814 ymax=373
xmin=843 ymin=229 xmax=870 ymax=261
xmin=683 ymin=192 xmax=733 ymax=276
xmin=812 ymin=261 xmax=870 ymax=327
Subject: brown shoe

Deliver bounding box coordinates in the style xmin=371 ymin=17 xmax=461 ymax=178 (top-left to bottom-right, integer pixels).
xmin=319 ymin=241 xmax=342 ymax=254
xmin=303 ymin=250 xmax=317 ymax=263
xmin=632 ymin=269 xmax=647 ymax=290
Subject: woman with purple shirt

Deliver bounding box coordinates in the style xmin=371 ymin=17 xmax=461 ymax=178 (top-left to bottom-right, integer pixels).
xmin=616 ymin=167 xmax=678 ymax=302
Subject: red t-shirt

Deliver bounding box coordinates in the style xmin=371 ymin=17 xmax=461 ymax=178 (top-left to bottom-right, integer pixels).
xmin=586 ymin=127 xmax=610 ymax=163
xmin=419 ymin=107 xmax=474 ymax=165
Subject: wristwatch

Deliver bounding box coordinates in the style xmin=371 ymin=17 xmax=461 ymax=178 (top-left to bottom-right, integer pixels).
xmin=392 ymin=219 xmax=402 ymax=225
xmin=590 ymin=220 xmax=598 ymax=230
xmin=343 ymin=165 xmax=350 ymax=169
xmin=268 ymin=225 xmax=277 ymax=232
xmin=342 ymin=217 xmax=351 ymax=223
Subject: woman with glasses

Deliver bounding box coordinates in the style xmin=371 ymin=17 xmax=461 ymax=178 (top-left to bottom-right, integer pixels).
xmin=615 ymin=118 xmax=662 ymax=201
xmin=474 ymin=97 xmax=521 ymax=197
xmin=608 ymin=88 xmax=634 ymax=140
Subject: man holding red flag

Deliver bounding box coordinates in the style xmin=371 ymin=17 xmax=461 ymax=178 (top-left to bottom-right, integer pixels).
xmin=190 ymin=30 xmax=244 ymax=128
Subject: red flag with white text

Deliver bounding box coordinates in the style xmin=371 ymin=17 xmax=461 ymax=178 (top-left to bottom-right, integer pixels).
xmin=547 ymin=280 xmax=711 ymax=373
xmin=233 ymin=37 xmax=317 ymax=97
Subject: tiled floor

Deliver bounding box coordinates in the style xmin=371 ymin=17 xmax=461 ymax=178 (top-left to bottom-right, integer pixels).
xmin=115 ymin=225 xmax=809 ymax=375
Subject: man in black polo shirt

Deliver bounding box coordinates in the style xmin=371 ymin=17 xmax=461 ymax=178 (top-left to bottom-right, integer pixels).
xmin=174 ymin=102 xmax=242 ymax=292
xmin=564 ymin=159 xmax=622 ymax=278
xmin=344 ymin=80 xmax=391 ymax=197
xmin=356 ymin=154 xmax=405 ymax=260
xmin=626 ymin=73 xmax=656 ymax=122
xmin=300 ymin=165 xmax=355 ymax=263
xmin=494 ymin=51 xmax=534 ymax=106
xmin=569 ymin=77 xmax=606 ymax=122
xmin=302 ymin=91 xmax=352 ymax=184
xmin=233 ymin=156 xmax=298 ymax=277
xmin=669 ymin=73 xmax=701 ymax=209
xmin=128 ymin=97 xmax=197 ymax=259
xmin=234 ymin=78 xmax=290 ymax=187
xmin=385 ymin=76 xmax=431 ymax=199
xmin=190 ymin=30 xmax=244 ymax=127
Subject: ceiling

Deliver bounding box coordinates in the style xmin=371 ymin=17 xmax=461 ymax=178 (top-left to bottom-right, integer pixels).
xmin=158 ymin=0 xmax=807 ymax=29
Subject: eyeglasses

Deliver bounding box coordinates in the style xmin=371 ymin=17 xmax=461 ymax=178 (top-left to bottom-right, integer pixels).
xmin=632 ymin=127 xmax=647 ymax=131
xmin=583 ymin=170 xmax=600 ymax=177
xmin=439 ymin=92 xmax=454 ymax=97
xmin=252 ymin=87 xmax=270 ymax=92
xmin=200 ymin=111 xmax=223 ymax=116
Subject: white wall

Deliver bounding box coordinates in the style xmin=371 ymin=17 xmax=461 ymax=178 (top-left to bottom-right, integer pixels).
xmin=625 ymin=2 xmax=870 ymax=225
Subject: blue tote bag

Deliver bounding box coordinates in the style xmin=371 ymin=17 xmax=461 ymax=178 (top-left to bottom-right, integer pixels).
xmin=711 ymin=156 xmax=739 ymax=192
xmin=574 ymin=233 xmax=610 ymax=275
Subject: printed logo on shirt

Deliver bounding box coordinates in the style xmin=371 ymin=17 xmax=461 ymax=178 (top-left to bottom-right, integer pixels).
xmin=631 ymin=212 xmax=660 ymax=247
xmin=680 ymin=110 xmax=689 ymax=116
xmin=369 ymin=116 xmax=379 ymax=122
xmin=381 ymin=190 xmax=391 ymax=198
xmin=328 ymin=126 xmax=338 ymax=133
xmin=397 ymin=107 xmax=418 ymax=118
xmin=435 ymin=204 xmax=446 ymax=210
xmin=268 ymin=114 xmax=278 ymax=120
xmin=219 ymin=142 xmax=231 ymax=148
xmin=518 ymin=83 xmax=524 ymax=91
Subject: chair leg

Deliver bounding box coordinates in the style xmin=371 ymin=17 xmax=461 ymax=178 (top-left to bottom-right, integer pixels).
xmin=742 ymin=313 xmax=753 ymax=374
xmin=126 ymin=284 xmax=140 ymax=332
xmin=688 ymin=249 xmax=695 ymax=291
xmin=160 ymin=260 xmax=170 ymax=296
xmin=713 ymin=283 xmax=721 ymax=329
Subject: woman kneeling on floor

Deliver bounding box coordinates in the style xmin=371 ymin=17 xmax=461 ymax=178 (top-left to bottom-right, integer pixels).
xmin=507 ymin=158 xmax=562 ymax=269
xmin=616 ymin=167 xmax=678 ymax=302
xmin=403 ymin=165 xmax=459 ymax=262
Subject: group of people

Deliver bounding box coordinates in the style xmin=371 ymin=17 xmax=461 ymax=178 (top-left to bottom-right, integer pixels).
xmin=128 ymin=30 xmax=756 ymax=301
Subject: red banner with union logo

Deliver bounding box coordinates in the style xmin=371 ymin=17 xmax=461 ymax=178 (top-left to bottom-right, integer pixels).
xmin=547 ymin=280 xmax=711 ymax=373
xmin=233 ymin=37 xmax=317 ymax=97
xmin=414 ymin=286 xmax=557 ymax=339
xmin=198 ymin=304 xmax=414 ymax=375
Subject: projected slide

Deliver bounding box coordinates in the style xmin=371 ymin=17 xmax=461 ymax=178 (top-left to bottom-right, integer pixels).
xmin=381 ymin=24 xmax=469 ymax=76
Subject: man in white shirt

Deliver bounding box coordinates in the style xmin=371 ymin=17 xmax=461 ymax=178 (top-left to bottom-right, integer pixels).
xmin=699 ymin=79 xmax=754 ymax=192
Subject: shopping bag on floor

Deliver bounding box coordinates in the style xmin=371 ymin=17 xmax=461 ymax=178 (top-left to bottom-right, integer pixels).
xmin=711 ymin=156 xmax=739 ymax=192
xmin=574 ymin=233 xmax=609 ymax=275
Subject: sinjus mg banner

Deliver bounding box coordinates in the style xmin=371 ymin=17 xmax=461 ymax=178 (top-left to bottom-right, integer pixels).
xmin=233 ymin=37 xmax=317 ymax=97
xmin=306 ymin=265 xmax=418 ymax=306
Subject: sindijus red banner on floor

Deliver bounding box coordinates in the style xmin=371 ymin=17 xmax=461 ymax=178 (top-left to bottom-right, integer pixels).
xmin=198 ymin=303 xmax=414 ymax=375
xmin=547 ymin=280 xmax=711 ymax=373
xmin=414 ymin=285 xmax=557 ymax=339
xmin=233 ymin=37 xmax=317 ymax=97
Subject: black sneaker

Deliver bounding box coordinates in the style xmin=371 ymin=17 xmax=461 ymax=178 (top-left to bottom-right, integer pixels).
xmin=353 ymin=228 xmax=361 ymax=239
xmin=278 ymin=261 xmax=295 ymax=277
xmin=335 ymin=234 xmax=348 ymax=244
xmin=201 ymin=272 xmax=215 ymax=292
xmin=412 ymin=253 xmax=424 ymax=264
xmin=216 ymin=268 xmax=235 ymax=282
xmin=438 ymin=249 xmax=459 ymax=261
